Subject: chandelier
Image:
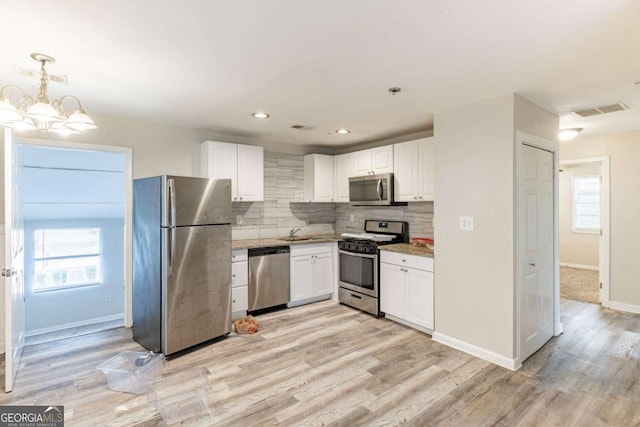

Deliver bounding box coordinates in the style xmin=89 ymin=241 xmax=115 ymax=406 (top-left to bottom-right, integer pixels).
xmin=0 ymin=53 xmax=97 ymax=133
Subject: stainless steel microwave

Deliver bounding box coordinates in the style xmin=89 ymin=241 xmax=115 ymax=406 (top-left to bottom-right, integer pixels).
xmin=349 ymin=173 xmax=399 ymax=206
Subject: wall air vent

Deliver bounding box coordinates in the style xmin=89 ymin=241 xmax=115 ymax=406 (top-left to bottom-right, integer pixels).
xmin=291 ymin=125 xmax=315 ymax=131
xmin=573 ymin=102 xmax=628 ymax=117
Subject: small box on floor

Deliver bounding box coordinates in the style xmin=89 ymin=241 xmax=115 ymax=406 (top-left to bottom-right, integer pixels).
xmin=147 ymin=367 xmax=211 ymax=424
xmin=97 ymin=351 xmax=164 ymax=395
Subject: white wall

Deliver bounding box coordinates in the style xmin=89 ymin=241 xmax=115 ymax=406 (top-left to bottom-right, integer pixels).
xmin=560 ymin=130 xmax=640 ymax=308
xmin=559 ymin=163 xmax=600 ymax=267
xmin=434 ymin=93 xmax=557 ymax=365
xmin=24 ymin=219 xmax=125 ymax=334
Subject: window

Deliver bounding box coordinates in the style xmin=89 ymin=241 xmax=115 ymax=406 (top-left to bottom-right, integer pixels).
xmin=572 ymin=176 xmax=601 ymax=233
xmin=34 ymin=228 xmax=101 ymax=291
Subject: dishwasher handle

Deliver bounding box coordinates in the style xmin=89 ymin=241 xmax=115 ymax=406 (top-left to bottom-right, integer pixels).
xmin=248 ymin=246 xmax=290 ymax=257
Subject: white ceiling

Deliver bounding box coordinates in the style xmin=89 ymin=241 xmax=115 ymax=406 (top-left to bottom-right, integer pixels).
xmin=2 ymin=1 xmax=639 ymax=146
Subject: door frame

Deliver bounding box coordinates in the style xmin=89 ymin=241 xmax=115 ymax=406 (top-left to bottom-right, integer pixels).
xmin=514 ymin=131 xmax=560 ymax=369
xmin=13 ymin=136 xmax=133 ymax=328
xmin=559 ymin=157 xmax=610 ymax=307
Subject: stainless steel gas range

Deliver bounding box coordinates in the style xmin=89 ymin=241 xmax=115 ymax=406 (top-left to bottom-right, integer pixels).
xmin=338 ymin=220 xmax=408 ymax=317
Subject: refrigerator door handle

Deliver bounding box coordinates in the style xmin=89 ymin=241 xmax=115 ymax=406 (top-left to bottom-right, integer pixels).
xmin=168 ymin=178 xmax=177 ymax=227
xmin=168 ymin=227 xmax=176 ymax=274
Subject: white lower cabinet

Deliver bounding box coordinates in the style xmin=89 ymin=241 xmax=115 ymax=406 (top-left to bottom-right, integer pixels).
xmin=231 ymin=250 xmax=248 ymax=320
xmin=380 ymin=251 xmax=434 ymax=332
xmin=289 ymin=243 xmax=334 ymax=307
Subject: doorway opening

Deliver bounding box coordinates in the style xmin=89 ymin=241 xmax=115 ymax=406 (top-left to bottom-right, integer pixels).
xmin=20 ymin=143 xmax=127 ymax=344
xmin=558 ymin=157 xmax=610 ymax=307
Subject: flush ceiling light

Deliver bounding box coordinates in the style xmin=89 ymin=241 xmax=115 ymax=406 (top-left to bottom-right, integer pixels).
xmin=252 ymin=112 xmax=270 ymax=119
xmin=0 ymin=53 xmax=97 ymax=132
xmin=558 ymin=127 xmax=583 ymax=141
xmin=336 ymin=129 xmax=350 ymax=134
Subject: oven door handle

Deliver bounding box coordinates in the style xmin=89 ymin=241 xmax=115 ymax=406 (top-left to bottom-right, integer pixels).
xmin=339 ymin=249 xmax=378 ymax=259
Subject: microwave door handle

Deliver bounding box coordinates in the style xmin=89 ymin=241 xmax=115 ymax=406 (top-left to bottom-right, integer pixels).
xmin=377 ymin=179 xmax=383 ymax=200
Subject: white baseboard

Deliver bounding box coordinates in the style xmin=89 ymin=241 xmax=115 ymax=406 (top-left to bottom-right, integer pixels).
xmin=26 ymin=314 xmax=124 ymax=337
xmin=560 ymin=262 xmax=599 ymax=271
xmin=608 ymin=301 xmax=640 ymax=315
xmin=288 ymin=294 xmax=332 ymax=308
xmin=385 ymin=314 xmax=433 ymax=335
xmin=432 ymin=332 xmax=521 ymax=371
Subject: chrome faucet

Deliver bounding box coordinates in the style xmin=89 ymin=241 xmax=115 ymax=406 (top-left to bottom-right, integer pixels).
xmin=289 ymin=228 xmax=301 ymax=237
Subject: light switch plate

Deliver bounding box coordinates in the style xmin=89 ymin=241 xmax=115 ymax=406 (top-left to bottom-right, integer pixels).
xmin=460 ymin=216 xmax=474 ymax=231
xmin=237 ymin=215 xmax=243 ymax=225
xmin=349 ymin=214 xmax=355 ymax=222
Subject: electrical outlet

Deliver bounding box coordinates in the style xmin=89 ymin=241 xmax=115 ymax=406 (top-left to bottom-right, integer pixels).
xmin=106 ymin=295 xmax=112 ymax=303
xmin=350 ymin=214 xmax=355 ymax=222
xmin=237 ymin=215 xmax=243 ymax=225
xmin=459 ymin=216 xmax=474 ymax=231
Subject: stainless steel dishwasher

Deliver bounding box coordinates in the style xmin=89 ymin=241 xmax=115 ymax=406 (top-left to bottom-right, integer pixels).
xmin=248 ymin=246 xmax=290 ymax=312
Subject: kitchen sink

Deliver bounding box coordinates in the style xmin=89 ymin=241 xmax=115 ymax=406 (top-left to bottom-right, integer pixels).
xmin=279 ymin=236 xmax=311 ymax=242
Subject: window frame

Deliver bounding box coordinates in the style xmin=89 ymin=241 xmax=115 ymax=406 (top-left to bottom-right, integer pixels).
xmin=571 ymin=175 xmax=601 ymax=235
xmin=33 ymin=227 xmax=102 ymax=293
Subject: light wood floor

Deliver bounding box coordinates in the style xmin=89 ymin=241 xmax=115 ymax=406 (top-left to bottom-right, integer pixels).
xmin=1 ymin=299 xmax=640 ymax=426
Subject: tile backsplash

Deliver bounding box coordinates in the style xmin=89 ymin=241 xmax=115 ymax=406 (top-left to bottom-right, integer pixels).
xmin=335 ymin=203 xmax=434 ymax=239
xmin=231 ymin=151 xmax=336 ymax=240
xmin=231 ymin=151 xmax=434 ymax=241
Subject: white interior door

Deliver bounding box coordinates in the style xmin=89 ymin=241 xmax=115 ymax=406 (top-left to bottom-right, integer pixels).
xmin=520 ymin=144 xmax=554 ymax=362
xmin=4 ymin=128 xmax=25 ymax=392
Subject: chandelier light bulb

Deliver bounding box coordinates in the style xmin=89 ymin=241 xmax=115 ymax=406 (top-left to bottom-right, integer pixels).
xmin=0 ymin=98 xmax=23 ymax=123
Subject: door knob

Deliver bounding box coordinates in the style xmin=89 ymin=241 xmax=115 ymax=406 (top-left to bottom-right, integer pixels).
xmin=1 ymin=269 xmax=15 ymax=277
xmin=529 ymin=262 xmax=536 ymax=267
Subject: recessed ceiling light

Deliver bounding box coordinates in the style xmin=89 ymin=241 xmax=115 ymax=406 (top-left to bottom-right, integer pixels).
xmin=336 ymin=129 xmax=350 ymax=134
xmin=558 ymin=127 xmax=583 ymax=141
xmin=252 ymin=112 xmax=270 ymax=119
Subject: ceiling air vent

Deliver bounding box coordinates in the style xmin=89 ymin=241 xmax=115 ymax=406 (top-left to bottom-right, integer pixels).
xmin=573 ymin=102 xmax=628 ymax=117
xmin=13 ymin=66 xmax=68 ymax=85
xmin=291 ymin=125 xmax=315 ymax=131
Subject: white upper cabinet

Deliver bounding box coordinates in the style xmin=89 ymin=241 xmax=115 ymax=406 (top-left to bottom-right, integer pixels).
xmin=304 ymin=154 xmax=335 ymax=202
xmin=237 ymin=144 xmax=264 ymax=201
xmin=201 ymin=141 xmax=263 ymax=201
xmin=333 ymin=153 xmax=352 ymax=203
xmin=419 ymin=137 xmax=435 ymax=201
xmin=352 ymin=146 xmax=394 ymax=176
xmin=393 ymin=140 xmax=420 ymax=201
xmin=393 ymin=137 xmax=434 ymax=202
xmin=371 ymin=145 xmax=394 ymax=174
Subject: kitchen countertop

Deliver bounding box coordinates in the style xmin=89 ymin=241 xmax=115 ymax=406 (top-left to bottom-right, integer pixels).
xmin=379 ymin=243 xmax=434 ymax=258
xmin=232 ymin=234 xmax=341 ymax=250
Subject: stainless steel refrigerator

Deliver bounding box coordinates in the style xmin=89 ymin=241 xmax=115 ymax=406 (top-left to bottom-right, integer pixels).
xmin=133 ymin=175 xmax=232 ymax=355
